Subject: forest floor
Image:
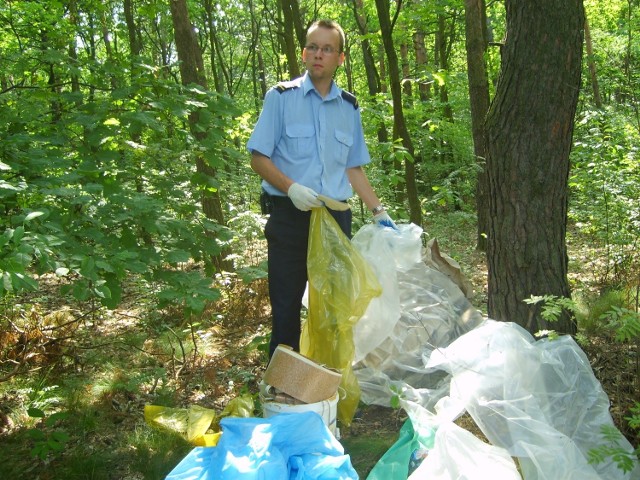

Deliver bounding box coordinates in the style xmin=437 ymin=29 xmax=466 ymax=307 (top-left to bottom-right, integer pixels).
xmin=0 ymin=211 xmax=638 ymax=479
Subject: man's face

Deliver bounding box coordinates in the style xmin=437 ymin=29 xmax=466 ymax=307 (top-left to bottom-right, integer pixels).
xmin=302 ymin=26 xmax=344 ymax=83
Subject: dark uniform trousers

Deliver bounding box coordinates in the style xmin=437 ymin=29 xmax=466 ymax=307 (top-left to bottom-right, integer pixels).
xmin=263 ymin=193 xmax=351 ymax=359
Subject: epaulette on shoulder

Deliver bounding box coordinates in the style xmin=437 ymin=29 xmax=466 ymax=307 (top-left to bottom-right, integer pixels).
xmin=275 ymin=79 xmax=300 ymax=94
xmin=341 ymin=90 xmax=359 ymax=109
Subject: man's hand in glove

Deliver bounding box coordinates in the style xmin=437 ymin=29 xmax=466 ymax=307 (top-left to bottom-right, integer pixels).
xmin=374 ymin=211 xmax=399 ymax=230
xmin=287 ymin=183 xmax=323 ymax=211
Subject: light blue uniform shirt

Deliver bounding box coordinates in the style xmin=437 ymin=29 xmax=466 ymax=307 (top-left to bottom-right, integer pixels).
xmin=247 ymin=73 xmax=371 ymax=200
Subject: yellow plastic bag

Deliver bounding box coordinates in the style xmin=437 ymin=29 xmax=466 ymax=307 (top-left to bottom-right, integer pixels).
xmin=301 ymin=208 xmax=382 ymax=426
xmin=144 ymin=394 xmax=255 ymax=446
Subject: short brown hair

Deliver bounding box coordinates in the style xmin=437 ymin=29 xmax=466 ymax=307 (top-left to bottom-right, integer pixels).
xmin=307 ymin=20 xmax=346 ymax=53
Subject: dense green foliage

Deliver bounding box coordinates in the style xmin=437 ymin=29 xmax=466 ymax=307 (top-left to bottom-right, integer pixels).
xmin=1 ymin=0 xmax=635 ymax=313
xmin=1 ymin=0 xmax=639 ymax=475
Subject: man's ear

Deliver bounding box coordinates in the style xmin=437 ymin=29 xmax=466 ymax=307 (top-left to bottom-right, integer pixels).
xmin=338 ymin=52 xmax=345 ymax=67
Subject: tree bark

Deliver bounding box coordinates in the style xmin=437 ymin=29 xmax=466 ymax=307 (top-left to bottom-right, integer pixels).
xmin=464 ymin=0 xmax=491 ymax=251
xmin=485 ymin=0 xmax=584 ymax=334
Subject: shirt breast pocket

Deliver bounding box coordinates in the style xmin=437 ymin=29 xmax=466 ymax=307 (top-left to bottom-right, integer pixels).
xmin=285 ymin=124 xmax=315 ymax=160
xmin=334 ymin=129 xmax=353 ymax=165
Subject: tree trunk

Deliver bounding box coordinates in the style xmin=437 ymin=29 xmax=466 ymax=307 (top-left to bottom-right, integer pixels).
xmin=169 ymin=0 xmax=230 ymax=272
xmin=279 ymin=0 xmax=301 ymax=79
xmin=414 ymin=30 xmax=430 ymax=102
xmin=485 ymin=0 xmax=584 ymax=335
xmin=584 ymin=15 xmax=603 ymax=109
xmin=374 ymin=0 xmax=422 ymax=227
xmin=464 ymin=0 xmax=491 ymax=251
xmin=203 ymin=0 xmax=224 ymax=94
xmin=352 ymin=0 xmax=389 ymax=147
xmin=435 ymin=14 xmax=454 ymax=123
xmin=400 ymin=42 xmax=411 ymax=98
xmin=124 ymin=0 xmax=142 ymax=58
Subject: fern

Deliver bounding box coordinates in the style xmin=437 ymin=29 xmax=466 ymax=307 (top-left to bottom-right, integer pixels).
xmin=587 ymin=425 xmax=640 ymax=473
xmin=600 ymin=306 xmax=640 ymax=342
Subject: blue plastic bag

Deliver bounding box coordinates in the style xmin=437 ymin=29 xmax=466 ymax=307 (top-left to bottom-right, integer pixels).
xmin=166 ymin=411 xmax=358 ymax=479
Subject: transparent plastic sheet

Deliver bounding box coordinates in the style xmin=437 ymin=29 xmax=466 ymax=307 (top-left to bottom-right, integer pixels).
xmin=367 ymin=395 xmax=520 ymax=480
xmin=144 ymin=395 xmax=254 ymax=447
xmin=426 ymin=320 xmax=640 ymax=479
xmin=408 ymin=421 xmax=521 ymax=480
xmin=165 ymin=411 xmax=358 ymax=479
xmin=301 ymin=208 xmax=382 ymax=427
xmin=350 ymin=224 xmax=484 ymax=408
xmin=398 ymin=397 xmax=520 ymax=480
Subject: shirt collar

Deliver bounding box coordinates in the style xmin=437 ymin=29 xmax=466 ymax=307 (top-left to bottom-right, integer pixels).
xmin=302 ymin=72 xmax=341 ymax=101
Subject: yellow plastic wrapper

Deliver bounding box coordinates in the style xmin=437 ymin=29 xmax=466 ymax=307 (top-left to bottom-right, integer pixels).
xmin=144 ymin=394 xmax=254 ymax=446
xmin=220 ymin=394 xmax=255 ymax=419
xmin=301 ymin=208 xmax=382 ymax=427
xmin=144 ymin=404 xmax=220 ymax=446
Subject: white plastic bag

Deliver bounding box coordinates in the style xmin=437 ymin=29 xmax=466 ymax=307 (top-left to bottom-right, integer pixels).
xmin=351 ymin=223 xmax=422 ymax=362
xmin=352 ymin=223 xmax=483 ymax=407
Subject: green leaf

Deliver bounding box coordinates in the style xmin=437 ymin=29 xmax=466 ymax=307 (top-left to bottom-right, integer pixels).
xmin=237 ymin=265 xmax=268 ymax=283
xmin=51 ymin=430 xmax=70 ymax=443
xmin=24 ymin=211 xmax=45 ymax=222
xmin=12 ymin=226 xmax=25 ymax=244
xmin=11 ymin=272 xmax=38 ymax=292
xmin=191 ymin=172 xmax=220 ymax=190
xmin=27 ymin=429 xmax=46 ymax=441
xmin=94 ymin=284 xmax=112 ymax=300
xmin=45 ymin=411 xmax=70 ymax=427
xmin=166 ymin=249 xmax=191 ymax=263
xmin=185 ymin=100 xmax=208 ymax=108
xmin=28 ymin=407 xmax=46 ymax=418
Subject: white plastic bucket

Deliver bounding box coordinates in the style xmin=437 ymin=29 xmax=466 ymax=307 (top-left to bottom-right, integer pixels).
xmin=262 ymin=392 xmax=339 ymax=437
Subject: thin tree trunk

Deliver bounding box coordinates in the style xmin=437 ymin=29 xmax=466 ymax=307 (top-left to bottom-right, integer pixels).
xmin=203 ymin=0 xmax=223 ymax=93
xmin=374 ymin=0 xmax=422 ymax=226
xmin=464 ymin=0 xmax=491 ymax=251
xmin=584 ymin=15 xmax=603 ymax=109
xmin=279 ymin=0 xmax=301 ymax=79
xmin=169 ymin=0 xmax=230 ymax=272
xmin=400 ymin=42 xmax=411 ymax=98
xmin=352 ymin=0 xmax=389 ymax=148
xmin=414 ymin=30 xmax=430 ymax=102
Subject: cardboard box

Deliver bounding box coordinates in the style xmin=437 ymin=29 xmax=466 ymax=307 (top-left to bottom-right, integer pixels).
xmin=263 ymin=345 xmax=342 ymax=404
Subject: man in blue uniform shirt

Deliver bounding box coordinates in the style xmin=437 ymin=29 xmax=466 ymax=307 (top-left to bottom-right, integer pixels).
xmin=247 ymin=19 xmax=396 ymax=359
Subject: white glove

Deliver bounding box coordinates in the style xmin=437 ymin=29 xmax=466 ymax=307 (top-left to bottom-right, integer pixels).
xmin=374 ymin=211 xmax=398 ymax=230
xmin=287 ymin=183 xmax=323 ymax=211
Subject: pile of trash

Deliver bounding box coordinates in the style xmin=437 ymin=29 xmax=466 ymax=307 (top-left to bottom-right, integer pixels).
xmin=352 ymin=222 xmax=639 ymax=479
xmin=152 ymin=210 xmax=639 ymax=479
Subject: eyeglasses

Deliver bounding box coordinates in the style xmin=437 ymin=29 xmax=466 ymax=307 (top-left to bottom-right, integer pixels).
xmin=305 ymin=44 xmax=339 ymax=55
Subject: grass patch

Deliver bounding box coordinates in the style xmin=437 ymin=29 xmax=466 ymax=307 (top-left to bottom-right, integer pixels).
xmin=342 ymin=435 xmax=398 ymax=477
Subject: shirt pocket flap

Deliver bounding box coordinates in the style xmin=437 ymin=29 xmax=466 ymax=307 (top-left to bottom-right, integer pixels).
xmin=286 ymin=124 xmax=315 ymax=138
xmin=334 ymin=129 xmax=353 ymax=147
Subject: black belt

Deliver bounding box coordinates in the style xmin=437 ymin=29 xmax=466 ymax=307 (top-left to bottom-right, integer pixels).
xmin=269 ymin=194 xmax=291 ymax=205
